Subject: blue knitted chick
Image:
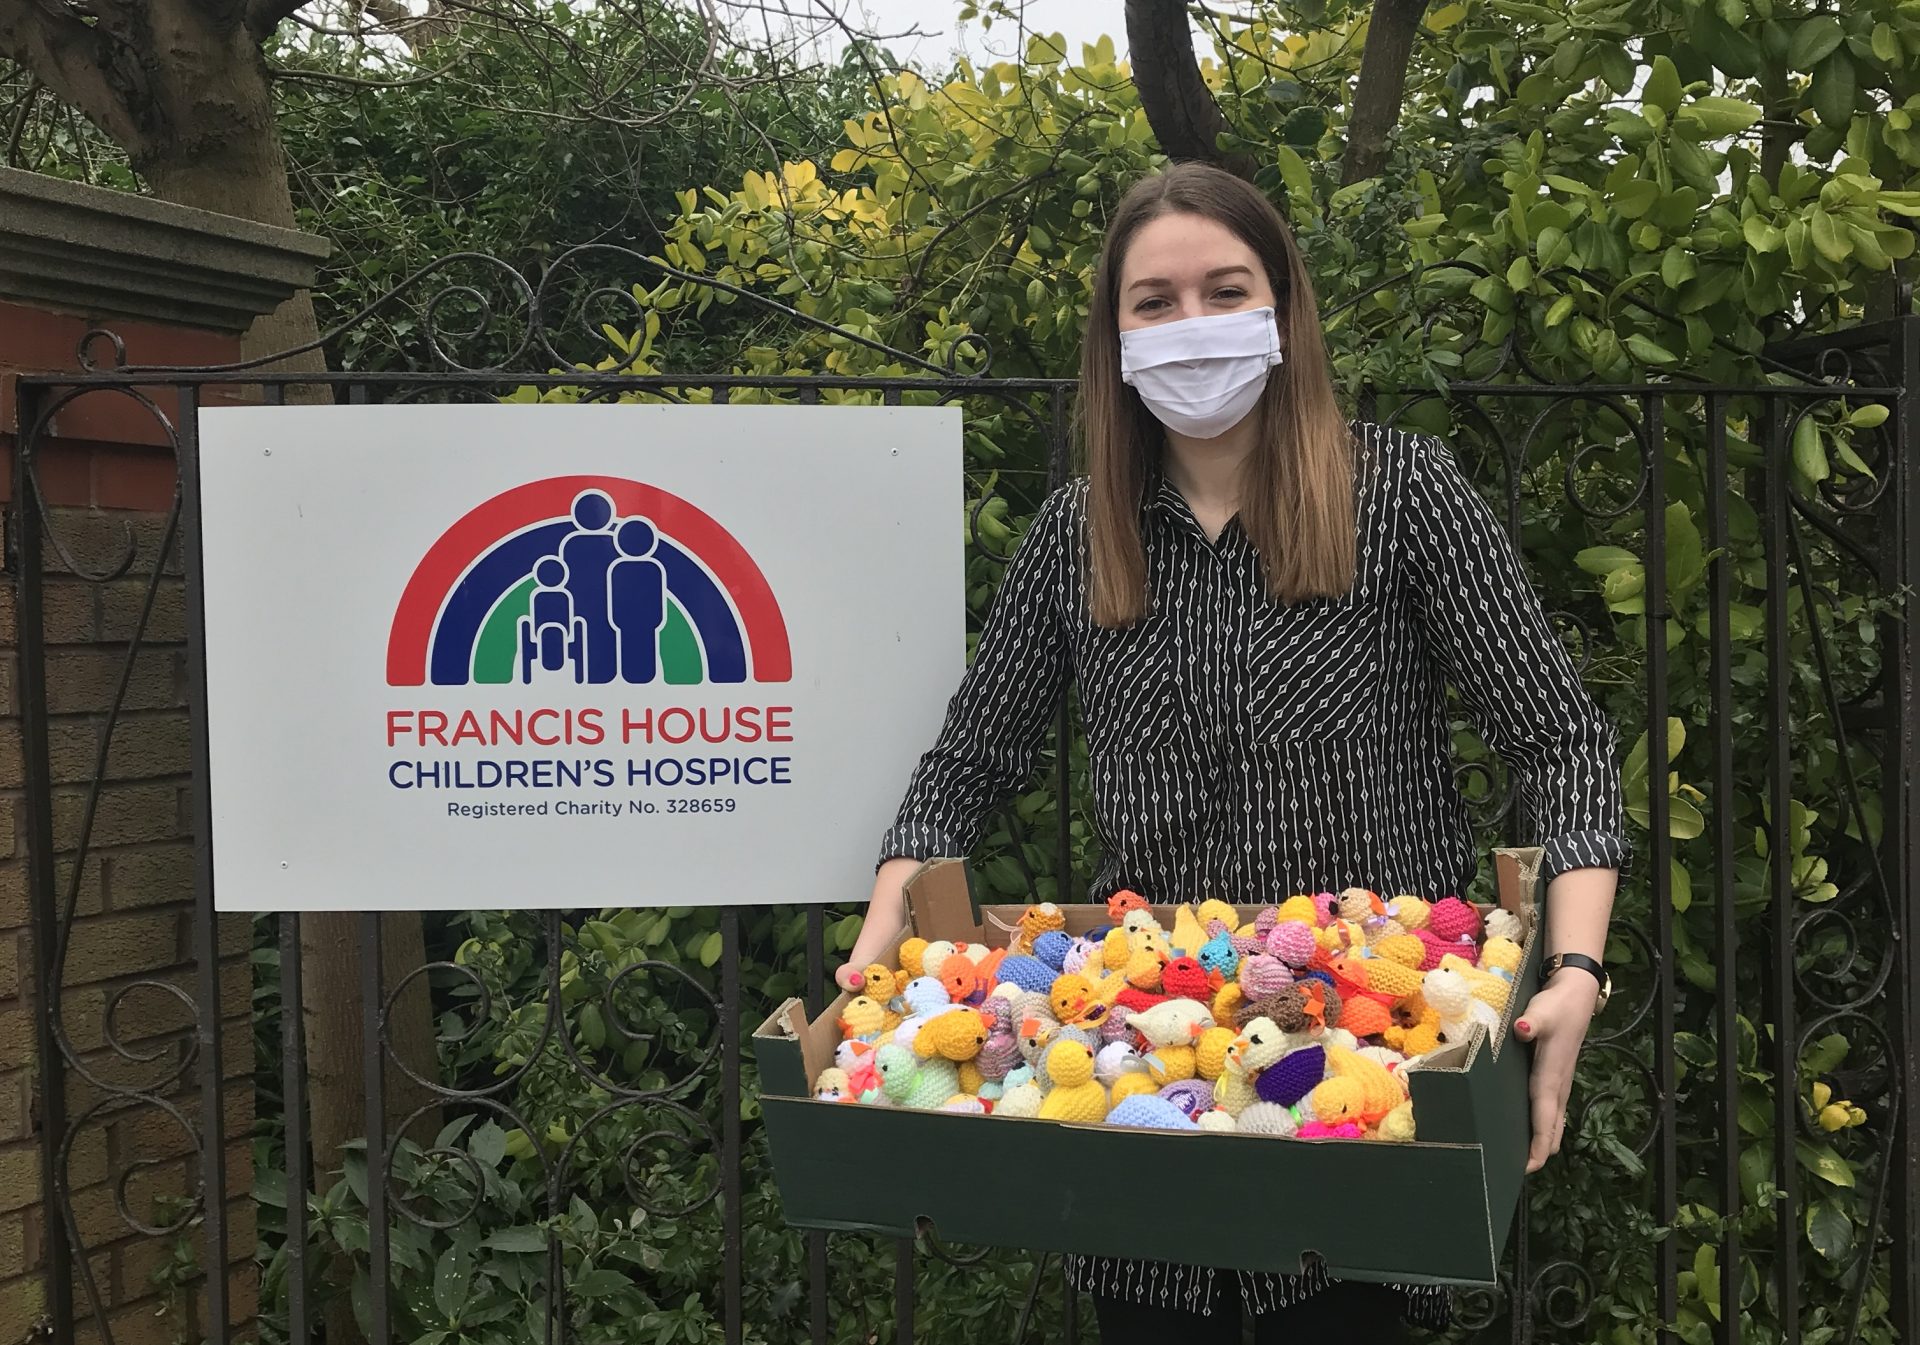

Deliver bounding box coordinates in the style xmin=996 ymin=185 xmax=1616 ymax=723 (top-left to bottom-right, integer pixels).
xmin=1197 ymin=929 xmax=1240 ymax=982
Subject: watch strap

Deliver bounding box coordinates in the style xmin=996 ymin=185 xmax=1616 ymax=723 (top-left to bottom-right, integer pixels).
xmin=1541 ymin=951 xmax=1605 ymax=987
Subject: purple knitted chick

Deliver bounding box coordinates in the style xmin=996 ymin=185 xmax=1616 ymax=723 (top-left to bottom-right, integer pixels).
xmin=977 ymin=1030 xmax=1020 ymax=1082
xmin=1253 ymin=908 xmax=1279 ymax=941
xmin=1158 ymin=1078 xmax=1216 ymax=1119
xmin=1255 ymin=1044 xmax=1326 ymax=1108
xmin=1061 ymin=936 xmax=1102 ymax=977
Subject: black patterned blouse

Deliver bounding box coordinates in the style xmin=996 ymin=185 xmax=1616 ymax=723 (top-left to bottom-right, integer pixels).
xmin=878 ymin=421 xmax=1626 ymax=1321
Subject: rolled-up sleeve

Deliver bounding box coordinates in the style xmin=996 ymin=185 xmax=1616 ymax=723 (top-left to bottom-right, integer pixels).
xmin=1403 ymin=436 xmax=1629 ymax=882
xmin=877 ymin=486 xmax=1074 ymax=866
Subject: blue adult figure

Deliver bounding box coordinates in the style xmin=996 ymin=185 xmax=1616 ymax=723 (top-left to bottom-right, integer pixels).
xmin=559 ymin=491 xmax=620 ymax=684
xmin=609 ymin=518 xmax=668 ymax=684
xmin=522 ymin=557 xmax=578 ymax=681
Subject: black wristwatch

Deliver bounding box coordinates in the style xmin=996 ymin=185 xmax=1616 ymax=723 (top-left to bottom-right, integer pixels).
xmin=1540 ymin=952 xmax=1611 ymax=1013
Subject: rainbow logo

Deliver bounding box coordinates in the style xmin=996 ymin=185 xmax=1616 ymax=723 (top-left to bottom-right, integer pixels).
xmin=387 ymin=476 xmax=791 ymax=687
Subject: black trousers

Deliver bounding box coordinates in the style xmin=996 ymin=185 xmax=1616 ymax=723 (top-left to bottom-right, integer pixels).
xmin=1091 ymin=1280 xmax=1413 ymax=1344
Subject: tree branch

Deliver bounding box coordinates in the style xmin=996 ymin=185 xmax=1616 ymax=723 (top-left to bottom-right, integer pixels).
xmin=1123 ymin=0 xmax=1252 ymax=178
xmin=246 ymin=0 xmax=313 ymax=41
xmin=1342 ymin=0 xmax=1428 ymax=185
xmin=0 ymin=0 xmax=134 ymax=141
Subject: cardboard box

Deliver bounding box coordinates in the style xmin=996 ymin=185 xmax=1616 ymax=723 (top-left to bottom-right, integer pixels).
xmin=753 ymin=848 xmax=1544 ymax=1286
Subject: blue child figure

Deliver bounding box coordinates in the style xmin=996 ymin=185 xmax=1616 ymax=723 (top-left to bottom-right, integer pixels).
xmin=609 ymin=517 xmax=667 ymax=684
xmin=559 ymin=491 xmax=621 ymax=684
xmin=521 ymin=557 xmax=582 ymax=682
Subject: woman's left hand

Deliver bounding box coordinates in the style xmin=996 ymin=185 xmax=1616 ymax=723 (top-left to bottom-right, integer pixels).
xmin=1513 ymin=973 xmax=1601 ymax=1173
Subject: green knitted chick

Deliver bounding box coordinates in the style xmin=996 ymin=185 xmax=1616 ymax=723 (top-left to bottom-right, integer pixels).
xmin=876 ymin=1043 xmax=959 ymax=1109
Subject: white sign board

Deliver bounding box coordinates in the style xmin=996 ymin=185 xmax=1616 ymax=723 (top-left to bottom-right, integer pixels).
xmin=197 ymin=403 xmax=964 ymax=910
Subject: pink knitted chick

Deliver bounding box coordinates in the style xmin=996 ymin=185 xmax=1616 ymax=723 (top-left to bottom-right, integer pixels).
xmin=1238 ymin=954 xmax=1292 ymax=998
xmin=1426 ymin=897 xmax=1483 ymax=944
xmin=1266 ymin=921 xmax=1318 ymax=969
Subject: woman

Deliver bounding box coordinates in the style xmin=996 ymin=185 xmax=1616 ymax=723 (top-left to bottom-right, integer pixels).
xmin=835 ymin=162 xmax=1624 ymax=1342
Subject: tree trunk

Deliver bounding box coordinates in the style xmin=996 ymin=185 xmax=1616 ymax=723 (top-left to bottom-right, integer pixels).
xmin=1123 ymin=0 xmax=1255 ymax=179
xmin=1342 ymin=0 xmax=1430 ymax=185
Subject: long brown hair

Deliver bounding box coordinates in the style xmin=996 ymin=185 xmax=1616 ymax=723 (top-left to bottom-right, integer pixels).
xmin=1077 ymin=162 xmax=1355 ymax=627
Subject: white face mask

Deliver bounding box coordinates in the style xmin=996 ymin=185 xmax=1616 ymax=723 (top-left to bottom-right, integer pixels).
xmin=1118 ymin=306 xmax=1285 ymax=439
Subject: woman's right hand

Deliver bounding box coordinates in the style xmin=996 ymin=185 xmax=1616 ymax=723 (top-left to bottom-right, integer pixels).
xmin=832 ymin=857 xmax=921 ymax=995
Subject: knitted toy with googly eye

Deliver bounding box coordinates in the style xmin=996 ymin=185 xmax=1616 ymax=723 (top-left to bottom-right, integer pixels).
xmin=875 ymin=1043 xmax=959 ymax=1109
xmin=814 ymin=1067 xmax=852 ymax=1102
xmin=1037 ymin=1041 xmax=1109 ymax=1122
xmin=1197 ymin=1108 xmax=1239 ymax=1133
xmin=900 ymin=977 xmax=952 ymax=1018
xmin=1033 ymin=930 xmax=1075 ymax=972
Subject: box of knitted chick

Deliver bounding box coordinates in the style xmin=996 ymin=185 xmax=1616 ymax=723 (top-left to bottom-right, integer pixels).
xmin=751 ymin=845 xmax=1544 ymax=1287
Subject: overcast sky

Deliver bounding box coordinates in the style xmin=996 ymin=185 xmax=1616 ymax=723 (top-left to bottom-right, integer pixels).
xmin=826 ymin=0 xmax=1134 ymax=65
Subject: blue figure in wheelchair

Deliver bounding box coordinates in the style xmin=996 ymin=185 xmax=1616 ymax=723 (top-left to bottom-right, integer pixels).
xmin=610 ymin=517 xmax=667 ymax=684
xmin=519 ymin=556 xmax=587 ymax=683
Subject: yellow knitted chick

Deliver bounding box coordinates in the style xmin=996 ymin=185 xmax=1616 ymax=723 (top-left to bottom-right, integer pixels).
xmin=1352 ymin=956 xmax=1425 ymax=1001
xmin=898 ymin=938 xmax=930 ymax=980
xmin=1387 ymin=895 xmax=1431 ymax=930
xmin=1195 ymin=898 xmax=1240 ymax=933
xmin=1439 ymin=953 xmax=1512 ymax=1013
xmin=1102 ymin=928 xmax=1132 ymax=971
xmin=862 ymin=964 xmax=902 ymax=1002
xmin=1109 ymin=1072 xmax=1158 ymax=1104
xmin=1146 ymin=1044 xmax=1197 ymax=1085
xmin=1123 ymin=909 xmax=1168 ymax=950
xmin=1374 ymin=934 xmax=1427 ymax=970
xmin=1385 ymin=995 xmax=1443 ymax=1058
xmin=1275 ymin=895 xmax=1320 ymax=927
xmin=914 ymin=1008 xmax=988 ymax=1062
xmin=1012 ymin=902 xmax=1065 ymax=956
xmin=1037 ymin=1041 xmax=1109 ymax=1123
xmin=1212 ymin=982 xmax=1245 ymax=1023
xmin=1195 ymin=1026 xmax=1236 ymax=1081
xmin=836 ymin=995 xmax=898 ymax=1040
xmin=1324 ymin=1044 xmax=1402 ymax=1124
xmin=1480 ymin=936 xmax=1524 ymax=979
xmin=1171 ymin=905 xmax=1209 ymax=958
xmin=958 ymin=1062 xmax=985 ymax=1094
xmin=1377 ymin=1099 xmax=1417 ymax=1142
xmin=1124 ymin=947 xmax=1168 ymax=993
xmin=1307 ymin=1075 xmax=1366 ymax=1126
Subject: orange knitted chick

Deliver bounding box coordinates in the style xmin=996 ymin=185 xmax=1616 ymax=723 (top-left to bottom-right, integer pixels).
xmin=1385 ymin=994 xmax=1443 ymax=1057
xmin=938 ymin=954 xmax=981 ymax=1004
xmin=898 ymin=938 xmax=930 ymax=980
xmin=1339 ymin=996 xmax=1393 ymax=1041
xmin=1037 ymin=1041 xmax=1109 ymax=1122
xmin=1107 ymin=889 xmax=1149 ymax=922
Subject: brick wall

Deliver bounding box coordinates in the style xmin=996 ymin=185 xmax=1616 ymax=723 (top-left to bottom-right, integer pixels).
xmin=1 ymin=300 xmax=258 ymax=1345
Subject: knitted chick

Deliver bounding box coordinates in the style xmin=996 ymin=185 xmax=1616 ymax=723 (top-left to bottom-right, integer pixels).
xmin=937 ymin=953 xmax=986 ymax=1006
xmin=1266 ymin=921 xmax=1318 ymax=969
xmin=918 ymin=940 xmax=958 ymax=980
xmin=957 ymin=1062 xmax=985 ymax=1094
xmin=996 ymin=954 xmax=1056 ymax=995
xmin=1373 ymin=933 xmax=1428 ymax=971
xmin=1127 ymin=998 xmax=1216 ymax=1049
xmin=1161 ymin=955 xmax=1211 ymax=1002
xmin=1216 ymin=1016 xmax=1290 ymax=1117
xmin=914 ymin=1007 xmax=988 ymax=1062
xmin=1107 ymin=889 xmax=1149 ymax=922
xmin=1238 ymin=954 xmax=1292 ymax=999
xmin=1480 ymin=936 xmax=1524 ymax=981
xmin=1424 ymin=968 xmax=1500 ymax=1045
xmin=1110 ymin=1072 xmax=1159 ymax=1104
xmin=1145 ymin=1045 xmax=1197 ymax=1085
xmin=1235 ymin=1102 xmax=1300 ymax=1137
xmin=1415 ymin=927 xmax=1480 ymax=971
xmin=1306 ymin=1074 xmax=1366 ymax=1128
xmin=1426 ymin=896 xmax=1483 ymax=944
xmin=1101 ymin=928 xmax=1132 ymax=972
xmin=1123 ymin=909 xmax=1168 ymax=950
xmin=814 ymin=1067 xmax=852 ymax=1102
xmin=1012 ymin=902 xmax=1066 ymax=956
xmin=996 ymin=1080 xmax=1045 ymax=1118
xmin=1016 ymin=1015 xmax=1060 ymax=1077
xmin=900 ymin=976 xmax=952 ymax=1018
xmin=1171 ymin=905 xmax=1210 ymax=959
xmin=1198 ymin=1108 xmax=1240 ymax=1134
xmin=1378 ymin=1099 xmax=1417 ymax=1141
xmin=1095 ymin=1041 xmax=1149 ymax=1088
xmin=1037 ymin=1041 xmax=1109 ymax=1122
xmin=1196 ymin=929 xmax=1240 ymax=983
xmin=898 ymin=938 xmax=930 ymax=980
xmin=1194 ymin=1026 xmax=1237 ymax=1081
xmin=1274 ymin=895 xmax=1320 ymax=927
xmin=875 ymin=1043 xmax=959 ymax=1109
xmin=1106 ymin=1094 xmax=1199 ymax=1131
xmin=1124 ymin=947 xmax=1169 ymax=994
xmin=1485 ymin=908 xmax=1524 ymax=945
xmin=1212 ymin=982 xmax=1245 ymax=1024
xmin=1324 ymin=1044 xmax=1402 ymax=1125
xmin=1061 ymin=936 xmax=1103 ymax=977
xmin=1338 ymin=952 xmax=1425 ymax=1002
xmin=861 ymin=964 xmax=902 ymax=1003
xmin=1196 ymin=898 xmax=1240 ymax=934
xmin=1336 ymin=887 xmax=1387 ymax=923
xmin=1386 ymin=895 xmax=1430 ymax=930
xmin=836 ymin=995 xmax=898 ymax=1041
xmin=977 ymin=1028 xmax=1021 ymax=1082
xmin=1033 ymin=931 xmax=1075 ymax=972
xmin=1384 ymin=995 xmax=1443 ymax=1058
xmin=1438 ymin=952 xmax=1512 ymax=1013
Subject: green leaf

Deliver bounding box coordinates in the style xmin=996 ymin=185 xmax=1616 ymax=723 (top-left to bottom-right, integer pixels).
xmin=481 ymin=1226 xmax=550 ymax=1253
xmin=1743 ymin=216 xmax=1784 ymax=253
xmin=1803 ymin=1032 xmax=1849 ymax=1074
xmin=1661 ymin=246 xmax=1697 ymax=289
xmin=572 ymin=1268 xmax=633 ymax=1299
xmin=1677 ymin=96 xmax=1761 ymax=138
xmin=1535 ymin=224 xmax=1572 ymax=269
xmin=1670 ymin=857 xmax=1694 ymax=913
xmin=1848 ymin=403 xmax=1889 ymax=429
xmin=1808 ymin=1199 xmax=1855 ymax=1260
xmin=1275 ymin=145 xmax=1314 ymax=202
xmin=1665 ymin=500 xmax=1704 ymax=596
xmin=1643 ymin=55 xmax=1682 ymax=114
xmin=1811 ymin=50 xmax=1857 ymax=130
xmin=1789 ymin=15 xmax=1845 ymax=70
xmin=1614 ymin=179 xmax=1660 ymax=219
xmin=1627 ymin=333 xmax=1679 ymax=364
xmin=1796 ymin=1138 xmax=1857 ymax=1188
xmin=1871 ymin=23 xmax=1898 ymax=64
xmin=698 ymin=930 xmax=723 ymax=968
xmin=1673 ymin=1031 xmax=1714 ymax=1067
xmin=1546 ymin=294 xmax=1576 ymax=326
xmin=1793 ymin=416 xmax=1830 ymax=482
xmin=1577 ymin=545 xmax=1639 ymax=575
xmin=434 ymin=1242 xmax=473 ymax=1322
xmin=469 ymin=1120 xmax=507 ymax=1168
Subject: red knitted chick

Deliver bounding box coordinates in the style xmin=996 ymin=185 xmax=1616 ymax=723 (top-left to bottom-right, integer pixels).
xmin=1160 ymin=955 xmax=1212 ymax=1002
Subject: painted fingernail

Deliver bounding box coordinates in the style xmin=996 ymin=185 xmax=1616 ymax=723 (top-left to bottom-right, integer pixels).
xmin=1517 ymin=1020 xmax=1531 ymax=1033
